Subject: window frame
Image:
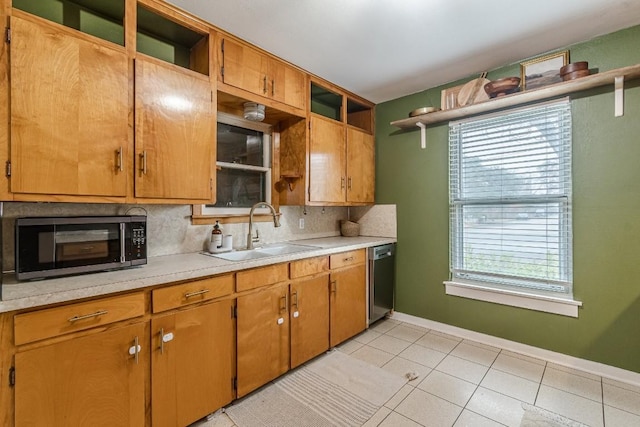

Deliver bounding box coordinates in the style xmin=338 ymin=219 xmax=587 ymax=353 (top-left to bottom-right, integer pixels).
xmin=200 ymin=112 xmax=273 ymax=216
xmin=447 ymin=99 xmax=574 ymax=299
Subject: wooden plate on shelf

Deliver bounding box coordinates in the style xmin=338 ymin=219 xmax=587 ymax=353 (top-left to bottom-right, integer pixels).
xmin=458 ymin=77 xmax=491 ymax=106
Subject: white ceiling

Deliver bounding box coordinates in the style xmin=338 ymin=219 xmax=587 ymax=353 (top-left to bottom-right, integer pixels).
xmin=167 ymin=0 xmax=640 ymax=104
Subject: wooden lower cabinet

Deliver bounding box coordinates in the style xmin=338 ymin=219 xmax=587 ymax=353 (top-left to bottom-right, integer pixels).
xmin=329 ymin=263 xmax=367 ymax=347
xmin=151 ymin=299 xmax=235 ymax=427
xmin=236 ymin=283 xmax=289 ymax=397
xmin=290 ymin=274 xmax=330 ymax=368
xmin=14 ymin=322 xmax=147 ymax=427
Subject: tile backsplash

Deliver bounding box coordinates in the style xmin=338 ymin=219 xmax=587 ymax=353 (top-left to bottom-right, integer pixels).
xmin=2 ymin=202 xmax=397 ymax=272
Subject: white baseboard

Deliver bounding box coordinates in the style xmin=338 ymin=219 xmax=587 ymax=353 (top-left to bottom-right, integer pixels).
xmin=390 ymin=311 xmax=640 ymax=388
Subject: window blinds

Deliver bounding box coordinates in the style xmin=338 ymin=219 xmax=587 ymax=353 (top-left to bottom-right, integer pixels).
xmin=449 ymin=99 xmax=572 ymax=294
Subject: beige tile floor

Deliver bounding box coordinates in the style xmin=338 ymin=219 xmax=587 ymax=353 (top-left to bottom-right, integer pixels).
xmin=197 ymin=318 xmax=640 ymax=427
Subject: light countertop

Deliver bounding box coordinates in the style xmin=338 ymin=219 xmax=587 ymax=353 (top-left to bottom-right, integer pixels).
xmin=0 ymin=236 xmax=396 ymax=313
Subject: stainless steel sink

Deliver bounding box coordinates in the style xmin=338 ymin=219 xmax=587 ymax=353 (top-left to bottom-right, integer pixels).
xmin=206 ymin=243 xmax=317 ymax=262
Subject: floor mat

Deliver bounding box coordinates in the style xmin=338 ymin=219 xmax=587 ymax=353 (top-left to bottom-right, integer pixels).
xmin=226 ymin=350 xmax=407 ymax=427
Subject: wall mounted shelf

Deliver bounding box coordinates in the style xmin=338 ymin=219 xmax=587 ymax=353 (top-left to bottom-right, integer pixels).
xmin=391 ymin=63 xmax=640 ymax=148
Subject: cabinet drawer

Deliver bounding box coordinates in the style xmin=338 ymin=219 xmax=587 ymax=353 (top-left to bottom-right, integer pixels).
xmin=236 ymin=263 xmax=289 ymax=292
xmin=330 ymin=249 xmax=366 ymax=270
xmin=290 ymin=256 xmax=329 ymax=279
xmin=14 ymin=293 xmax=145 ymax=345
xmin=152 ymin=274 xmax=234 ymax=313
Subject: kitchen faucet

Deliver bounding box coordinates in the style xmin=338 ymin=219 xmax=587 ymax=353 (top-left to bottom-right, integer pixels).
xmin=247 ymin=202 xmax=281 ymax=250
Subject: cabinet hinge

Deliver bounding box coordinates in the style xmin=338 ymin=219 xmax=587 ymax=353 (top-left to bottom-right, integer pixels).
xmin=9 ymin=367 xmax=15 ymax=387
xmin=5 ymin=28 xmax=10 ymax=43
xmin=220 ymin=66 xmax=224 ymax=78
xmin=5 ymin=161 xmax=11 ymax=178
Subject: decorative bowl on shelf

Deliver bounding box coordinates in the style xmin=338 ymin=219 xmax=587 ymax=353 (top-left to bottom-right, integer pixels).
xmin=408 ymin=106 xmax=439 ymax=117
xmin=560 ymin=62 xmax=590 ymax=81
xmin=560 ymin=61 xmax=588 ymax=76
xmin=484 ymin=77 xmax=521 ymax=98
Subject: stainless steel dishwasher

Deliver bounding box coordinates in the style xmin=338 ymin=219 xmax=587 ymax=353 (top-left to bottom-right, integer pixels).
xmin=368 ymin=243 xmax=396 ymax=324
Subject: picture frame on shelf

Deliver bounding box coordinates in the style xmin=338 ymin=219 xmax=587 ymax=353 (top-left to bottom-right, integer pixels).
xmin=520 ymin=51 xmax=569 ymax=90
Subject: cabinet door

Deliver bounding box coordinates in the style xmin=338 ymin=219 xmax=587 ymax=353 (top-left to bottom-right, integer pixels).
xmin=237 ymin=284 xmax=289 ymax=397
xmin=15 ymin=322 xmax=146 ymax=427
xmin=10 ymin=14 xmax=129 ymax=197
xmin=309 ymin=116 xmax=346 ymax=203
xmin=135 ymin=57 xmax=214 ymax=201
xmin=330 ymin=264 xmax=367 ymax=347
xmin=269 ymin=59 xmax=305 ymax=110
xmin=219 ymin=37 xmax=266 ymax=96
xmin=290 ymin=275 xmax=330 ymax=368
xmin=347 ymin=128 xmax=375 ymax=203
xmin=152 ymin=300 xmax=234 ymax=427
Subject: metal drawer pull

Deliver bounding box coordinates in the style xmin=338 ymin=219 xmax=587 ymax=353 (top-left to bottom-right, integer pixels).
xmin=341 ymin=177 xmax=346 ymax=189
xmin=68 ymin=310 xmax=108 ymax=323
xmin=116 ymin=147 xmax=123 ymax=172
xmin=129 ymin=336 xmax=141 ymax=364
xmin=185 ymin=289 xmax=210 ymax=298
xmin=348 ymin=177 xmax=352 ymax=190
xmin=159 ymin=328 xmax=174 ymax=354
xmin=343 ymin=257 xmax=354 ymax=262
xmin=279 ymin=294 xmax=288 ymax=313
xmin=292 ymin=291 xmax=299 ymax=318
xmin=140 ymin=151 xmax=147 ymax=174
xmin=330 ymin=280 xmax=337 ymax=293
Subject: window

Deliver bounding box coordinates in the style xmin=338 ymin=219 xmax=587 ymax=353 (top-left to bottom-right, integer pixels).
xmin=201 ymin=112 xmax=272 ymax=216
xmin=448 ymin=99 xmax=572 ymax=296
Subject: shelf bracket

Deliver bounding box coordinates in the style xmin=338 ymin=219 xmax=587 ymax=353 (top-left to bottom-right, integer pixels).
xmin=614 ymin=76 xmax=624 ymax=117
xmin=416 ymin=122 xmax=427 ymax=149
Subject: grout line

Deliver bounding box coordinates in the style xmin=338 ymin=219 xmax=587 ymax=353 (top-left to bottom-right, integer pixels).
xmin=533 ymin=361 xmax=547 ymax=406
xmin=601 ymin=377 xmax=606 ymax=427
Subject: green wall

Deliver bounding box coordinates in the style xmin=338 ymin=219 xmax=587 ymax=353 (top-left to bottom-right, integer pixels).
xmin=375 ymin=25 xmax=640 ymax=373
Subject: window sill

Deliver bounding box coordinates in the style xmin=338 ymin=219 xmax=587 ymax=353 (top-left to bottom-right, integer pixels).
xmin=443 ymin=280 xmax=582 ymax=317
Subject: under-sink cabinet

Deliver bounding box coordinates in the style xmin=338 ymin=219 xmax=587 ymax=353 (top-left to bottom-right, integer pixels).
xmin=235 ymin=264 xmax=290 ymax=397
xmin=290 ymin=256 xmax=331 ymax=368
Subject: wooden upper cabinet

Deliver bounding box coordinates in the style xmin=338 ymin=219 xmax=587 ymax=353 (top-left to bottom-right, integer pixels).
xmin=218 ymin=37 xmax=265 ymax=96
xmin=309 ymin=115 xmax=346 ymax=203
xmin=134 ymin=57 xmax=215 ymax=201
xmin=269 ymin=58 xmax=306 ymax=110
xmin=346 ymin=128 xmax=375 ymax=203
xmin=218 ymin=36 xmax=305 ymax=110
xmin=9 ymin=13 xmax=129 ymax=198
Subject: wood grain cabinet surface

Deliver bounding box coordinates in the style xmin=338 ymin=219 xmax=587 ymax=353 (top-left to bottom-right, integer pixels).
xmin=14 ymin=322 xmax=147 ymax=427
xmin=329 ymin=250 xmax=367 ymax=347
xmin=218 ymin=36 xmax=305 ymax=111
xmin=134 ymin=57 xmax=215 ymax=202
xmin=9 ymin=12 xmax=130 ymax=199
xmin=236 ymin=283 xmax=290 ymax=397
xmin=151 ymin=299 xmax=235 ymax=427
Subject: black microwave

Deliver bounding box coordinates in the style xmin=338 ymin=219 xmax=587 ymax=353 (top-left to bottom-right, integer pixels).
xmin=15 ymin=216 xmax=147 ymax=280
